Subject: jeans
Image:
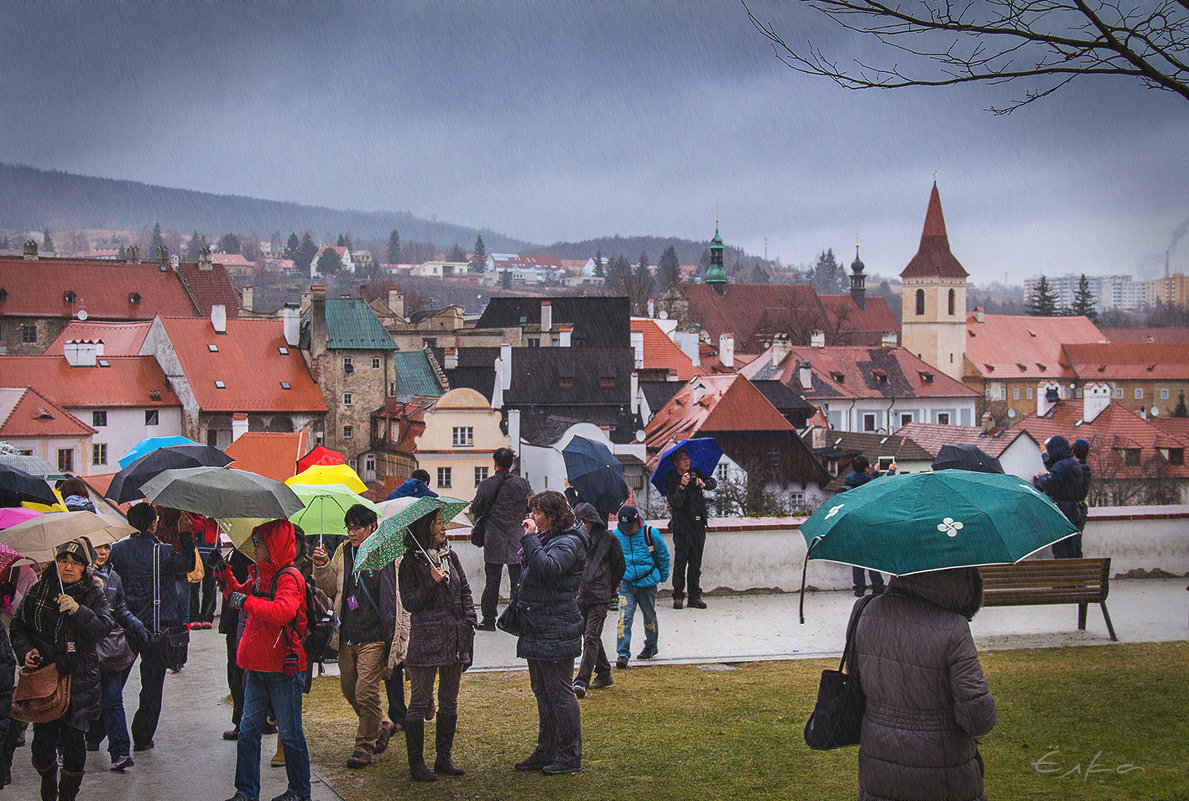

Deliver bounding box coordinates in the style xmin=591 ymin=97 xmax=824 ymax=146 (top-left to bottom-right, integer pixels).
xmin=175 ymin=577 xmax=190 ymax=626
xmin=481 ymin=562 xmax=522 ymax=624
xmin=616 ymin=583 xmax=658 ymax=659
xmin=235 ymin=671 xmax=310 ymax=800
xmin=85 ymin=667 xmax=132 ymax=758
xmin=671 ymin=526 xmax=706 ymax=601
xmin=526 ymin=658 xmax=581 ymax=768
xmin=575 ymin=603 xmax=611 ymax=685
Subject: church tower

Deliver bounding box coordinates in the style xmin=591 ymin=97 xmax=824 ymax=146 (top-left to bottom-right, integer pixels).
xmin=900 ymin=181 xmax=968 ymax=381
xmin=706 ymin=213 xmax=727 ymax=296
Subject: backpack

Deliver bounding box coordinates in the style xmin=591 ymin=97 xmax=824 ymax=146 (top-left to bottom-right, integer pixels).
xmin=265 ymin=563 xmax=336 ymax=666
xmin=641 ymin=526 xmax=662 ymax=574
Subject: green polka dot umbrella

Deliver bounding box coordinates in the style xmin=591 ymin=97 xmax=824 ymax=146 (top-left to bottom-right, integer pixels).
xmin=353 ymin=495 xmax=470 ymax=573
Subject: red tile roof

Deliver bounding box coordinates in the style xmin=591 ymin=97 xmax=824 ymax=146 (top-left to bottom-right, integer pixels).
xmin=893 ymin=422 xmax=1038 ymax=458
xmin=373 ymin=396 xmax=438 ymax=456
xmin=1152 ymin=417 xmax=1189 ymax=441
xmin=631 ymin=318 xmax=702 ymax=381
xmin=44 ymin=321 xmax=152 ymax=356
xmin=965 ymin=313 xmax=1105 ymax=379
xmin=0 ymin=256 xmax=201 ymax=319
xmin=0 ymin=356 xmax=179 ymax=408
xmin=1102 ymin=327 xmax=1189 ymax=343
xmin=175 ymin=261 xmax=243 ymax=316
xmin=157 ymin=317 xmax=327 ymax=413
xmin=223 ymin=431 xmax=312 ymax=482
xmin=684 ymin=283 xmax=828 ymax=354
xmin=0 ymin=386 xmax=95 ymax=438
xmin=901 ymin=183 xmax=968 ymax=279
xmin=644 ymin=374 xmax=793 ymax=454
xmin=819 ymin=294 xmax=900 ymax=346
xmin=1062 ymin=342 xmax=1189 ymax=381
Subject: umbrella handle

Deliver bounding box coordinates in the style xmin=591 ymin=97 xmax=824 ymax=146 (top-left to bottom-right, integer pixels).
xmin=799 ymin=536 xmax=823 ymax=625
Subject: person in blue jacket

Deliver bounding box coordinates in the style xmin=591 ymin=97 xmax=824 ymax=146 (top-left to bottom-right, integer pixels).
xmin=1035 ymin=435 xmax=1088 ymax=558
xmin=612 ymin=505 xmax=670 ymax=670
xmin=386 ymin=470 xmax=438 ymax=501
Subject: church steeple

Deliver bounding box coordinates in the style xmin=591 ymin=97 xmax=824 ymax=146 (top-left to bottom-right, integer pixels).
xmin=850 ymin=236 xmax=866 ymax=311
xmin=900 ymin=180 xmax=968 ymax=279
xmin=705 ymin=209 xmax=727 ymax=296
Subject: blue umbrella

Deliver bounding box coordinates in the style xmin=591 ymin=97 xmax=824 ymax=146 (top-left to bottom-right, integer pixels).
xmin=650 ymin=437 xmax=723 ymax=494
xmin=562 ymin=436 xmax=629 ymax=518
xmin=118 ymin=436 xmax=199 ymax=469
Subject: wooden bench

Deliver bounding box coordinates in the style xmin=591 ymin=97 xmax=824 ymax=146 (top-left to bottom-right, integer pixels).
xmin=979 ymin=558 xmax=1117 ymax=641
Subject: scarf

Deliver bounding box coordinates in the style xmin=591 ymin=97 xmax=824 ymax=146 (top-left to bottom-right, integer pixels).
xmin=16 ymin=565 xmax=90 ymax=646
xmin=518 ymin=527 xmax=560 ymax=567
xmin=424 ymin=541 xmax=452 ymax=579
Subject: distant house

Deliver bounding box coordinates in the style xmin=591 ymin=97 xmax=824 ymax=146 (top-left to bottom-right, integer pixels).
xmin=371 ymin=395 xmax=439 ymax=489
xmin=892 ymin=422 xmax=1045 ymax=480
xmin=309 ymin=246 xmax=356 ymax=278
xmin=398 ymin=387 xmax=509 ymax=497
xmin=0 ymin=386 xmax=95 ymax=476
xmin=410 ymin=260 xmax=468 ymax=278
xmin=475 ymin=296 xmax=629 ymax=348
xmin=801 ymin=428 xmax=934 ymax=491
xmin=482 ymin=253 xmax=564 ymax=285
xmin=1060 ymin=341 xmax=1189 ymax=419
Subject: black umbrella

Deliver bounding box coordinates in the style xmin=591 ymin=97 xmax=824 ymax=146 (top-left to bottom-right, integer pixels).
xmin=931 ymin=444 xmax=1004 ymax=474
xmin=0 ymin=463 xmax=59 ymax=506
xmin=106 ymin=444 xmax=234 ymax=504
xmin=562 ymin=436 xmax=630 ymax=519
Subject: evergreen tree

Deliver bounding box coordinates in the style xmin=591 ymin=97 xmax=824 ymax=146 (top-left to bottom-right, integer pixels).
xmin=656 ymin=245 xmax=681 ymax=288
xmin=1174 ymin=392 xmax=1188 ymax=418
xmin=217 ymin=233 xmax=241 ymax=254
xmin=750 ymin=263 xmax=771 ymax=283
xmin=187 ymin=231 xmax=209 ymax=260
xmin=1025 ymin=275 xmax=1059 ymax=316
xmin=42 ymin=227 xmax=54 ymax=252
xmin=336 ymin=234 xmax=347 ymax=248
xmin=284 ymin=232 xmax=301 ymax=261
xmin=810 ymin=249 xmax=845 ymax=294
xmin=604 ymin=254 xmax=631 ymax=292
xmin=117 ymin=244 xmax=125 ymax=260
xmin=1071 ymin=273 xmax=1098 ymax=320
xmin=149 ymin=222 xmax=167 ymax=260
xmin=1 ymin=235 xmax=11 ymax=249
xmin=386 ymin=230 xmax=401 ymax=264
xmin=469 ymin=235 xmax=487 ymax=274
xmin=448 ymin=242 xmax=466 ymax=262
xmin=594 ymin=249 xmax=604 ymax=277
xmin=316 ymin=248 xmax=343 ymax=275
xmin=296 ymin=232 xmax=318 ymax=271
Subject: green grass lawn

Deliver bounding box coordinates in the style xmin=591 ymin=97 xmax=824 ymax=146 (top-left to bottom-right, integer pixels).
xmin=303 ymin=641 xmax=1189 ymax=800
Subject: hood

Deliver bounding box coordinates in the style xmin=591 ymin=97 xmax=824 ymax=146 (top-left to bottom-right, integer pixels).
xmin=1044 ymin=435 xmax=1072 ymax=463
xmin=252 ymin=518 xmax=297 ymax=580
xmin=571 ymin=502 xmax=606 ymax=530
xmin=889 ymin=567 xmax=983 ymax=620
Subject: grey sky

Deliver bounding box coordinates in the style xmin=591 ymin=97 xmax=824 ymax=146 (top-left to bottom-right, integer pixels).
xmin=2 ymin=0 xmax=1186 ymax=283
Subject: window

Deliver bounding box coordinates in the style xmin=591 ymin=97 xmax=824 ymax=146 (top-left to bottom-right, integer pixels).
xmin=348 ymin=458 xmax=358 ymax=470
xmin=372 ymin=357 xmax=381 ymax=369
xmin=474 ymin=466 xmax=488 ymax=487
xmin=863 ymin=413 xmax=876 ymax=432
xmin=767 ymin=447 xmax=780 ymax=467
xmin=1121 ymin=448 xmax=1141 ymax=466
xmin=788 ymin=491 xmax=805 ymax=509
xmin=343 ymin=425 xmax=353 ymax=439
xmin=92 ymin=443 xmax=107 ymax=466
xmin=717 ymin=463 xmax=729 ymax=482
xmin=280 ymin=381 xmax=290 ymax=390
xmin=207 ymin=344 xmax=219 ymax=352
xmin=900 ymin=412 xmax=913 ymax=427
xmin=57 ymin=448 xmax=73 ymax=473
xmin=1013 ymin=388 xmax=1020 ymax=401
xmin=1160 ymin=388 xmax=1170 ymax=400
xmin=948 ymin=288 xmax=956 ymax=316
xmin=937 ymin=412 xmax=951 ymax=425
xmin=278 ymin=346 xmax=289 ymax=355
xmin=1134 ymin=387 xmax=1143 ymax=400
xmin=1027 ymin=387 xmax=1034 ymax=400
xmin=914 ymin=289 xmax=925 ymax=316
xmin=21 ymin=325 xmax=36 ymax=344
xmin=364 ymin=454 xmax=375 ymax=473
xmin=527 ymin=338 xmax=540 ymax=348
xmin=343 ymin=356 xmax=353 ymax=372
xmin=452 ymin=427 xmax=474 ymax=447
xmin=343 ymin=392 xmax=353 ymax=405
xmin=437 ymin=467 xmax=452 ymax=488
xmin=1115 ymin=387 xmax=1124 ymax=399
xmin=92 ymin=410 xmax=107 ymax=427
xmin=558 ymin=377 xmax=574 ymax=389
xmin=214 ymin=380 xmax=226 ymax=389
xmin=1167 ymin=448 xmax=1184 ymax=466
xmin=145 ymin=410 xmax=159 ymax=426
xmin=599 ymin=376 xmax=616 ymax=388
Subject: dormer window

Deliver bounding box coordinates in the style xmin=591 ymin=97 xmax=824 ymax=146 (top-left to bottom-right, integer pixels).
xmin=278 ymin=347 xmax=289 ymax=355
xmin=129 ymin=292 xmax=142 ymax=305
xmin=559 ymin=377 xmax=575 ymax=389
xmin=208 ymin=344 xmax=219 ymax=352
xmin=215 ymin=380 xmax=226 ymax=389
xmin=63 ymin=290 xmax=77 ymax=304
xmin=97 ymin=359 xmax=109 ymax=367
xmin=830 ymin=371 xmax=845 ymax=383
xmin=280 ymin=381 xmax=291 ymax=390
xmin=0 ymin=288 xmax=7 ymax=302
xmin=598 ymin=376 xmax=615 ymax=388
xmin=918 ymin=372 xmax=934 ymax=384
xmin=872 ymin=369 xmax=887 ymax=385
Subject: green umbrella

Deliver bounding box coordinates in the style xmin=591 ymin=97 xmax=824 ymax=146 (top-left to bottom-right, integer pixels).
xmin=288 ymin=483 xmax=379 ymax=544
xmin=353 ymin=496 xmax=470 ymax=573
xmin=140 ymin=466 xmax=305 ymax=519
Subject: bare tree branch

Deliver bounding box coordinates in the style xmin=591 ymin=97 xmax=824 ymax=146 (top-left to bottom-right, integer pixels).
xmin=744 ymin=0 xmax=1189 ymax=113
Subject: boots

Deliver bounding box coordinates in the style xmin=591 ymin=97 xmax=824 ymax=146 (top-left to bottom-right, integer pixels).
xmin=433 ymin=713 xmax=464 ymax=776
xmin=58 ymin=770 xmax=84 ymax=801
xmin=35 ymin=762 xmax=57 ymax=801
xmin=270 ymin=737 xmax=285 ymax=767
xmin=404 ymin=719 xmax=435 ymax=782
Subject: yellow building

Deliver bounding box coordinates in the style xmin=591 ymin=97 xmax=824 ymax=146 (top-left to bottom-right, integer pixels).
xmin=412 ymin=388 xmax=509 ymax=496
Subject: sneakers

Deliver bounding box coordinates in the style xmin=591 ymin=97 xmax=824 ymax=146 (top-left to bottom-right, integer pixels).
xmin=688 ymin=598 xmax=707 ymax=609
xmin=346 ymin=750 xmax=371 ymax=769
xmin=110 ymin=755 xmax=134 ymax=772
xmin=572 ymin=681 xmax=586 ymax=699
xmin=590 ymin=673 xmax=613 ymax=690
xmin=637 ymin=646 xmax=658 ymax=660
xmin=615 ymin=656 xmax=629 ymax=669
xmin=672 ymin=598 xmax=683 ymax=609
xmin=542 ymin=762 xmax=582 ymax=775
xmin=270 ymin=792 xmax=312 ymax=801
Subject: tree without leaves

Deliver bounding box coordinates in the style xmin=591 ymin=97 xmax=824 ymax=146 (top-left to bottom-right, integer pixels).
xmin=745 ymin=0 xmax=1189 ymax=115
xmin=1071 ymin=273 xmax=1099 ymax=320
xmin=1025 ymin=275 xmax=1059 ymax=316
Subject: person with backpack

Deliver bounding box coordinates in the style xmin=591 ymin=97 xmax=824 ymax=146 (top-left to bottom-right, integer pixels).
xmin=211 ymin=519 xmax=311 ymax=801
xmin=612 ymin=505 xmax=670 ymax=670
xmin=571 ymin=503 xmax=624 ymax=697
xmin=311 ymin=504 xmax=399 ymax=769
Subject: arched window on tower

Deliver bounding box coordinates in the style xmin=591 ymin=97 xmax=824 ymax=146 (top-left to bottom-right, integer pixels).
xmin=948 ymin=288 xmax=956 ymax=316
xmin=915 ymin=289 xmax=925 ymax=316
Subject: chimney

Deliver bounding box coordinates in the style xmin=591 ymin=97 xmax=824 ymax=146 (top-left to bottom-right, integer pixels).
xmin=281 ymin=304 xmax=300 ymax=347
xmin=811 ymin=425 xmax=826 ymax=450
xmin=300 ymin=288 xmax=312 ymax=310
xmin=810 ymin=330 xmax=825 ymax=349
xmin=124 ymin=245 xmax=140 ymax=264
xmin=691 ymin=380 xmax=705 ymax=405
xmin=646 ymin=298 xmax=655 ymax=318
xmin=242 ymin=285 xmax=254 ymax=313
xmin=675 ymin=332 xmax=700 ymax=367
xmin=558 ymin=325 xmax=573 ymax=347
xmin=630 ymin=371 xmax=639 ymax=415
xmin=508 ymin=408 xmax=521 ymax=450
xmin=1082 ymin=382 xmax=1111 ymax=423
xmin=169 ymin=254 xmax=179 ymax=269
xmin=772 ymin=333 xmax=792 ymax=367
xmin=387 ymin=286 xmax=405 ymax=318
xmin=63 ymin=340 xmax=99 ymax=367
xmin=881 ymin=332 xmax=897 ymax=349
xmin=500 ymin=342 xmax=512 ymax=391
xmin=540 ymin=301 xmax=552 ymax=334
xmin=1038 ymin=382 xmax=1061 ymax=416
xmin=231 ymin=413 xmax=249 ymax=443
xmin=974 ymin=306 xmax=985 ymax=324
xmin=211 ymin=304 xmax=227 ymax=334
xmin=630 ymin=329 xmax=645 ymax=369
xmin=311 ymin=285 xmax=326 ymax=303
xmin=22 ymin=240 xmax=37 ymax=260
xmin=718 ymin=334 xmax=735 ymax=369
xmin=981 ymin=411 xmax=994 ymax=433
xmin=797 ymin=359 xmax=813 ymax=391
xmin=444 ymin=347 xmax=458 ymax=369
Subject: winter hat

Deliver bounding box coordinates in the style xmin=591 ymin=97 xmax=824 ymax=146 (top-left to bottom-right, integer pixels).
xmin=617 ymin=505 xmax=643 ymax=530
xmin=56 ymin=538 xmax=92 ymax=567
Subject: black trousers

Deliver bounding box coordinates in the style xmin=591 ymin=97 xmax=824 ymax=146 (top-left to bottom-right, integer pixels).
xmin=190 ymin=570 xmax=217 ymax=623
xmin=1052 ymin=533 xmax=1084 ymax=559
xmin=526 ymin=658 xmax=581 ymax=768
xmin=480 ymin=562 xmax=522 ymax=624
xmin=130 ymin=651 xmax=167 ymax=747
xmin=851 ymin=567 xmax=885 ymax=593
xmin=386 ymin=665 xmax=406 ymax=725
xmin=32 ymin=718 xmax=86 ymax=774
xmin=406 ymin=664 xmax=462 ymax=721
xmin=227 ymin=632 xmax=245 ymax=726
xmin=671 ymin=526 xmax=706 ymax=601
xmin=575 ymin=603 xmax=611 ymax=685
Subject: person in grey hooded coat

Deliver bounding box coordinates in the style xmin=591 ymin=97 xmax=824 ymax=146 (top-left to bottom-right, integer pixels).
xmin=850 ymin=567 xmax=996 ymax=801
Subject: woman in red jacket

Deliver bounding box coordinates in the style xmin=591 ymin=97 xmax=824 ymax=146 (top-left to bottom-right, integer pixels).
xmin=211 ymin=520 xmax=311 ymax=801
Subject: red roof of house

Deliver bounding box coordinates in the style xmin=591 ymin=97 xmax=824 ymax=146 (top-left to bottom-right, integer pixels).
xmin=819 ymin=294 xmax=900 ymax=346
xmin=175 ymin=261 xmax=243 ymax=316
xmin=0 ymin=355 xmax=179 ymax=408
xmin=901 ymin=183 xmax=968 ymax=279
xmin=893 ymin=422 xmax=1039 ymax=458
xmin=1152 ymin=417 xmax=1189 ymax=440
xmin=0 ymin=386 xmax=95 ymax=438
xmin=965 ymin=313 xmax=1105 ymax=379
xmin=644 ymin=374 xmax=793 ymax=454
xmin=631 ymin=318 xmax=702 ymax=381
xmin=45 ymin=321 xmax=152 ymax=356
xmin=373 ymin=396 xmax=439 ymax=456
xmin=223 ymin=431 xmax=313 ymax=482
xmin=0 ymin=256 xmax=201 ymax=319
xmin=1062 ymin=342 xmax=1189 ymax=381
xmin=1103 ymin=327 xmax=1189 ymax=343
xmin=157 ymin=317 xmax=327 ymax=413
xmin=684 ymin=283 xmax=829 ymax=354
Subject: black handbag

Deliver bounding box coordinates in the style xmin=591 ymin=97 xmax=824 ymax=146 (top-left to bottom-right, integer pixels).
xmin=470 ymin=471 xmax=509 ymax=547
xmin=804 ymin=594 xmax=874 ymax=750
xmin=151 ymin=544 xmax=190 ymax=671
xmin=495 ymin=603 xmax=520 ymax=636
xmin=97 ymin=626 xmax=136 ymax=673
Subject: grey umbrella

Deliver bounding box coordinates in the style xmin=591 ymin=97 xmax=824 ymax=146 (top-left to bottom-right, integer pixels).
xmin=139 ymin=467 xmax=305 ymax=519
xmin=0 ymin=453 xmax=68 ymax=481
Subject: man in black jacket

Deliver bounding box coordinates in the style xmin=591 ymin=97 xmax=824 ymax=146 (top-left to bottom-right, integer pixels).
xmin=664 ymin=448 xmax=717 ymax=610
xmin=470 ymin=448 xmax=533 ymax=630
xmin=571 ymin=504 xmax=625 ymax=697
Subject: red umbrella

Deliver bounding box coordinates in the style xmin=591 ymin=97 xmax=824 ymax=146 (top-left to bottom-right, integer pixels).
xmin=297 ymin=445 xmax=345 ymax=474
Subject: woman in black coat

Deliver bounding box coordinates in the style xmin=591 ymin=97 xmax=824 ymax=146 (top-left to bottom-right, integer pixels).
xmin=10 ymin=538 xmax=113 ymax=801
xmin=398 ymin=509 xmax=476 ymax=782
xmin=513 ymin=490 xmax=588 ymax=776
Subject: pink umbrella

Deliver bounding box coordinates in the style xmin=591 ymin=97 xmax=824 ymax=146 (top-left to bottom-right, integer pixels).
xmin=0 ymin=541 xmax=25 ymax=578
xmin=0 ymin=507 xmax=41 ymax=530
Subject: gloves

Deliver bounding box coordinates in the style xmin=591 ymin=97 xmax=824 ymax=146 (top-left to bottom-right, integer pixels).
xmin=57 ymin=594 xmax=79 ymax=615
xmin=226 ymin=592 xmax=247 ymax=611
xmin=206 ymin=548 xmax=227 ymax=573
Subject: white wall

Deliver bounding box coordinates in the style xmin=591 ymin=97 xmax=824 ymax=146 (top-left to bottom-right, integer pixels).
xmin=519 ymin=423 xmax=645 ymax=497
xmin=824 ymin=397 xmax=977 ymax=433
xmin=68 ymin=405 xmax=184 ymax=471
